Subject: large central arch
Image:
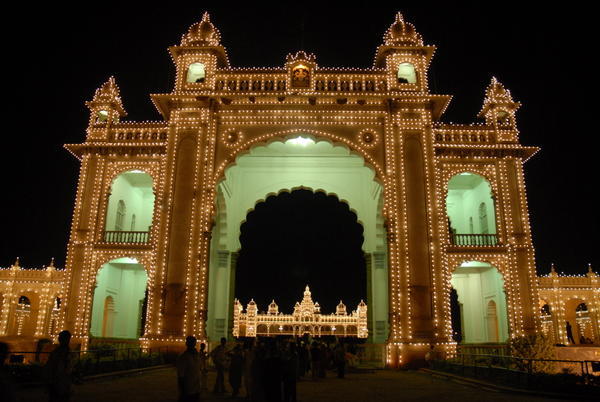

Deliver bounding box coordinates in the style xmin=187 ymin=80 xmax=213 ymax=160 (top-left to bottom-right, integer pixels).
xmin=207 ymin=135 xmax=389 ymax=343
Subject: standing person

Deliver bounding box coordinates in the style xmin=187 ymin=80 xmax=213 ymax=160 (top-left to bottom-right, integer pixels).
xmin=333 ymin=342 xmax=346 ymax=379
xmin=198 ymin=343 xmax=209 ymax=392
xmin=566 ymin=321 xmax=576 ymax=344
xmin=0 ymin=342 xmax=16 ymax=402
xmin=45 ymin=330 xmax=73 ymax=402
xmin=228 ymin=344 xmax=244 ymax=397
xmin=319 ymin=343 xmax=329 ymax=378
xmin=282 ymin=342 xmax=298 ymax=402
xmin=297 ymin=341 xmax=307 ymax=379
xmin=210 ymin=337 xmax=228 ymax=394
xmin=424 ymin=344 xmax=437 ymax=368
xmin=310 ymin=342 xmax=320 ymax=380
xmin=243 ymin=341 xmax=254 ymax=400
xmin=176 ymin=336 xmax=201 ymax=402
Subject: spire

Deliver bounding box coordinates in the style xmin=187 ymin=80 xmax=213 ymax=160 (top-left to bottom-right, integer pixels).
xmin=478 ymin=76 xmax=520 ymax=122
xmin=46 ymin=257 xmax=55 ymax=271
xmin=549 ymin=263 xmax=558 ymax=277
xmin=383 ymin=12 xmax=423 ymax=46
xmin=12 ymin=257 xmax=20 ymax=270
xmin=181 ymin=12 xmax=222 ymax=46
xmin=86 ymin=76 xmax=126 ymax=117
xmin=587 ymin=263 xmax=596 ymax=277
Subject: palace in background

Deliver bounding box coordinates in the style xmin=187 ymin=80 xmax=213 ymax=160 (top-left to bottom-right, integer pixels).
xmin=232 ymin=286 xmax=368 ymax=338
xmin=1 ymin=13 xmax=598 ymax=367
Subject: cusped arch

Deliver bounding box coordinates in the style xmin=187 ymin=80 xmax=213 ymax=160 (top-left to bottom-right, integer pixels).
xmin=214 ymin=129 xmax=385 ymax=185
xmin=239 ymin=187 xmax=365 ymax=230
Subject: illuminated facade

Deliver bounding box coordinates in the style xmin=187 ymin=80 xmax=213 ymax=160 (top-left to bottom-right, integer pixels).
xmin=3 ymin=12 xmax=589 ymax=367
xmin=0 ymin=259 xmax=63 ymax=340
xmin=232 ymin=286 xmax=368 ymax=338
xmin=538 ymin=265 xmax=599 ymax=344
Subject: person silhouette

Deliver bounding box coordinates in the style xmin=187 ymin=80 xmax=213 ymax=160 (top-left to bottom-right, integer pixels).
xmin=45 ymin=330 xmax=73 ymax=402
xmin=566 ymin=321 xmax=576 ymax=344
xmin=176 ymin=336 xmax=201 ymax=402
xmin=210 ymin=337 xmax=228 ymax=394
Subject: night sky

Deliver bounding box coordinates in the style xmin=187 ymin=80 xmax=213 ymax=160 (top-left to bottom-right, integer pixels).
xmin=2 ymin=4 xmax=597 ymax=300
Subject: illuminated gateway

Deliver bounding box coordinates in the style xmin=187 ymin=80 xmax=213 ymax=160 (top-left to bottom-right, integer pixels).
xmin=0 ymin=12 xmax=598 ymax=367
xmin=233 ymin=286 xmax=368 ymax=338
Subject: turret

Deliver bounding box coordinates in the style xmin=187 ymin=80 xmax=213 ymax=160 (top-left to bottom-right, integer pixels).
xmin=336 ymin=300 xmax=347 ymax=316
xmin=247 ymin=299 xmax=257 ymax=316
xmin=85 ymin=76 xmax=126 ymax=129
xmin=268 ymin=299 xmax=279 ymax=315
xmin=169 ymin=12 xmax=229 ymax=92
xmin=374 ymin=12 xmax=434 ymax=92
xmin=479 ymin=77 xmax=521 ymax=142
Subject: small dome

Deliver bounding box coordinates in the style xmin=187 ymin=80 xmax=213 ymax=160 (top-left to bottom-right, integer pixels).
xmin=384 ymin=12 xmax=423 ymax=46
xmin=181 ymin=12 xmax=221 ymax=46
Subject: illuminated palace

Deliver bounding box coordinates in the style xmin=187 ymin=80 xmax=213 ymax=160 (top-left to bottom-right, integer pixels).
xmin=1 ymin=12 xmax=598 ymax=367
xmin=232 ymin=286 xmax=368 ymax=338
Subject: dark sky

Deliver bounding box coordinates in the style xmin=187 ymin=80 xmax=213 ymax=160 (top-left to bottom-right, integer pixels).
xmin=2 ymin=4 xmax=597 ymax=281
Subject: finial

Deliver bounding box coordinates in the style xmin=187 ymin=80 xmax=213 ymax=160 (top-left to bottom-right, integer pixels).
xmin=46 ymin=257 xmax=55 ymax=270
xmin=202 ymin=11 xmax=210 ymax=22
xmin=550 ymin=263 xmax=556 ymax=273
xmin=395 ymin=11 xmax=404 ymax=23
xmin=588 ymin=263 xmax=593 ymax=273
xmin=12 ymin=257 xmax=20 ymax=269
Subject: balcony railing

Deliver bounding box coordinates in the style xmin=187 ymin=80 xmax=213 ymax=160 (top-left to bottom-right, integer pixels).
xmin=450 ymin=233 xmax=499 ymax=247
xmin=103 ymin=231 xmax=149 ymax=244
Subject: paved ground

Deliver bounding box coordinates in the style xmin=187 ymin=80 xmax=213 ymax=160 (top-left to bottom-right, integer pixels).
xmin=16 ymin=367 xmax=578 ymax=402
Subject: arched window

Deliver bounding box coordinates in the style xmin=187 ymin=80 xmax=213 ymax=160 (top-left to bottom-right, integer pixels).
xmin=186 ymin=63 xmax=206 ymax=83
xmin=17 ymin=296 xmax=31 ymax=312
xmin=115 ymin=200 xmax=126 ymax=231
xmin=479 ymin=202 xmax=489 ymax=234
xmin=486 ymin=300 xmax=499 ymax=342
xmin=397 ymin=62 xmax=417 ymax=84
xmin=102 ymin=296 xmax=115 ymax=338
xmin=96 ymin=110 xmax=109 ymax=123
xmin=446 ymin=173 xmax=497 ymax=245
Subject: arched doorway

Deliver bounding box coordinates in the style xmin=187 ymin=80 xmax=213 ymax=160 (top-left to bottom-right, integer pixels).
xmin=565 ymin=298 xmax=593 ymax=344
xmin=207 ymin=136 xmax=388 ymax=343
xmin=235 ymin=189 xmax=365 ymax=318
xmin=450 ymin=261 xmax=508 ymax=343
xmin=90 ymin=258 xmax=148 ymax=339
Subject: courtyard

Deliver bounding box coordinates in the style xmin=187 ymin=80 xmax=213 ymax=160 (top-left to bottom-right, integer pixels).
xmin=15 ymin=367 xmax=579 ymax=402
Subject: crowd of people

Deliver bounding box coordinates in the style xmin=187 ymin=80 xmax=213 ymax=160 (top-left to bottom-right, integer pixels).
xmin=177 ymin=335 xmax=356 ymax=402
xmin=0 ymin=331 xmax=356 ymax=402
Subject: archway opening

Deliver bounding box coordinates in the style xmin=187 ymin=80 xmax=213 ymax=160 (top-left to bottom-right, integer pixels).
xmin=104 ymin=170 xmax=154 ymax=243
xmin=450 ymin=261 xmax=508 ymax=343
xmin=90 ymin=258 xmax=148 ymax=339
xmin=208 ymin=136 xmax=388 ymax=343
xmin=565 ymin=298 xmax=593 ymax=344
xmin=236 ymin=189 xmax=366 ymax=310
xmin=446 ymin=173 xmax=497 ymax=246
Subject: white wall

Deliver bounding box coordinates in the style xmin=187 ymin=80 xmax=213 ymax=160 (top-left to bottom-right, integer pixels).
xmin=90 ymin=261 xmax=148 ymax=339
xmin=105 ymin=172 xmax=154 ymax=232
xmin=451 ymin=263 xmax=508 ymax=343
xmin=446 ymin=175 xmax=496 ymax=234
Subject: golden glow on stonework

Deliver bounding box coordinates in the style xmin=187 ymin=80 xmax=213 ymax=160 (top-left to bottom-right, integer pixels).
xmin=1 ymin=12 xmax=596 ymax=370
